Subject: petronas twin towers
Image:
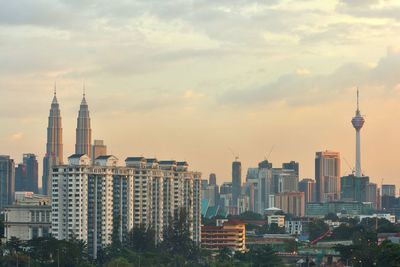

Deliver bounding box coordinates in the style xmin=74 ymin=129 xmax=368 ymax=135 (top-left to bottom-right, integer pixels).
xmin=42 ymin=87 xmax=92 ymax=195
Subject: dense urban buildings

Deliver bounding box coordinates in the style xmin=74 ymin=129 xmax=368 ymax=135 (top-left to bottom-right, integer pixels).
xmin=0 ymin=155 xmax=15 ymax=211
xmin=340 ymin=175 xmax=369 ymax=202
xmin=274 ymin=191 xmax=305 ymax=217
xmin=42 ymin=90 xmax=63 ymax=196
xmin=315 ymin=151 xmax=341 ymax=202
xmin=382 ymin=184 xmax=396 ymax=197
xmin=51 ymin=154 xmax=201 ymax=258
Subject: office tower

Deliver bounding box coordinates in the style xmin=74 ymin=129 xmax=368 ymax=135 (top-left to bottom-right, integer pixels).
xmin=242 ymin=181 xmax=256 ymax=212
xmin=246 ymin=168 xmax=258 ymax=181
xmin=257 ymin=160 xmax=273 ymax=214
xmin=340 ymin=175 xmax=369 ymax=202
xmin=0 ymin=156 xmax=15 ymax=210
xmin=75 ymin=91 xmax=92 ymax=158
xmin=271 ymin=168 xmax=298 ymax=193
xmin=382 ymin=184 xmax=396 ymax=197
xmin=274 ymin=192 xmax=305 ymax=217
xmin=15 ymin=163 xmax=27 ymax=192
xmin=91 ymin=140 xmax=107 ymax=162
xmin=209 ymin=173 xmax=217 ymax=185
xmin=366 ymin=183 xmax=378 ymax=209
xmin=52 ymin=155 xmax=201 ymax=258
xmin=282 ymin=161 xmax=299 ymax=176
xmin=299 ymin=178 xmax=316 ymax=203
xmin=232 ymin=160 xmax=242 ymax=205
xmin=351 ymin=90 xmax=365 ymax=177
xmin=220 ymin=182 xmax=232 ymax=194
xmin=42 ymin=89 xmax=63 ymax=195
xmin=315 ymin=151 xmax=341 ymax=202
xmin=24 ymin=154 xmax=38 ymax=193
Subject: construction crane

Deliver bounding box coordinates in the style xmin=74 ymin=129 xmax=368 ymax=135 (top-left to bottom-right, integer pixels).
xmin=264 ymin=146 xmax=274 ymax=161
xmin=343 ymin=157 xmax=355 ymax=175
xmin=228 ymin=147 xmax=239 ymax=161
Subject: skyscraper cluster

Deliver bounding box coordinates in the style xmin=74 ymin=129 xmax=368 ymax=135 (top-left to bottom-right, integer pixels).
xmin=42 ymin=89 xmax=201 ymax=258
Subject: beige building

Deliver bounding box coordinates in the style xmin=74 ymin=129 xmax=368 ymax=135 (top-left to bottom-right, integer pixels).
xmin=4 ymin=192 xmax=51 ymax=240
xmin=267 ymin=215 xmax=285 ymax=227
xmin=274 ymin=192 xmax=305 ymax=217
xmin=201 ymin=220 xmax=246 ymax=251
xmin=315 ymin=151 xmax=341 ymax=202
xmin=91 ymin=139 xmax=107 ymax=162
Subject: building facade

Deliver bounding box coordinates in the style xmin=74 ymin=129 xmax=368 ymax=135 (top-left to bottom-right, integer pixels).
xmin=75 ymin=93 xmax=92 ymax=158
xmin=0 ymin=155 xmax=15 ymax=211
xmin=91 ymin=140 xmax=107 ymax=162
xmin=274 ymin=192 xmax=305 ymax=217
xmin=315 ymin=151 xmax=341 ymax=203
xmin=340 ymin=175 xmax=369 ymax=202
xmin=4 ymin=193 xmax=51 ymax=240
xmin=15 ymin=154 xmax=39 ymax=193
xmin=382 ymin=184 xmax=396 ymax=197
xmin=52 ymin=155 xmax=201 ymax=258
xmin=232 ymin=161 xmax=242 ymax=205
xmin=201 ymin=221 xmax=246 ymax=252
xmin=299 ymin=178 xmax=316 ymax=203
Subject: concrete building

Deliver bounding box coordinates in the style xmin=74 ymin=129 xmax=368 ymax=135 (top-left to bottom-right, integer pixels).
xmin=299 ymin=178 xmax=316 ymax=203
xmin=232 ymin=160 xmax=242 ymax=205
xmin=52 ymin=154 xmax=201 ymax=258
xmin=285 ymin=221 xmax=305 ymax=235
xmin=257 ymin=161 xmax=273 ymax=214
xmin=4 ymin=193 xmax=51 ymax=240
xmin=267 ymin=215 xmax=285 ymax=227
xmin=75 ymin=92 xmax=92 ymax=158
xmin=209 ymin=173 xmax=217 ymax=185
xmin=340 ymin=175 xmax=369 ymax=202
xmin=274 ymin=192 xmax=305 ymax=217
xmin=359 ymin=213 xmax=396 ymax=224
xmin=272 ymin=168 xmax=298 ymax=193
xmin=201 ymin=220 xmax=246 ymax=252
xmin=0 ymin=155 xmax=15 ymax=211
xmin=382 ymin=184 xmax=396 ymax=197
xmin=42 ymin=89 xmax=63 ymax=196
xmin=315 ymin=151 xmax=341 ymax=202
xmin=91 ymin=140 xmax=107 ymax=162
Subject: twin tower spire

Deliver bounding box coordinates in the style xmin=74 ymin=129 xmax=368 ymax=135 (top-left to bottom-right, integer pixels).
xmin=42 ymin=84 xmax=92 ymax=195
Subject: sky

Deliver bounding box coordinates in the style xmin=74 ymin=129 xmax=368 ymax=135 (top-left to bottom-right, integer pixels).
xmin=1 ymin=0 xmax=400 ymax=189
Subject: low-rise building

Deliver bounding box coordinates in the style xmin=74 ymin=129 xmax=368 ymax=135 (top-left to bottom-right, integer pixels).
xmin=359 ymin=213 xmax=396 ymax=224
xmin=201 ymin=220 xmax=245 ymax=252
xmin=267 ymin=215 xmax=285 ymax=227
xmin=306 ymin=201 xmax=374 ymax=217
xmin=285 ymin=220 xmax=304 ymax=235
xmin=4 ymin=193 xmax=51 ymax=240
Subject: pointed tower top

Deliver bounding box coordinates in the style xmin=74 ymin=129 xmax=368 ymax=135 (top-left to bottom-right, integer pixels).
xmin=80 ymin=82 xmax=87 ymax=106
xmin=52 ymin=82 xmax=58 ymax=105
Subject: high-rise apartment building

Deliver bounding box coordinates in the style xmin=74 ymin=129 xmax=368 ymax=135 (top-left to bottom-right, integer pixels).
xmin=75 ymin=92 xmax=92 ymax=158
xmin=91 ymin=140 xmax=107 ymax=162
xmin=299 ymin=178 xmax=316 ymax=203
xmin=272 ymin=168 xmax=298 ymax=193
xmin=382 ymin=184 xmax=396 ymax=197
xmin=315 ymin=151 xmax=341 ymax=202
xmin=52 ymin=155 xmax=201 ymax=258
xmin=0 ymin=155 xmax=15 ymax=210
xmin=42 ymin=90 xmax=63 ymax=195
xmin=232 ymin=160 xmax=242 ymax=205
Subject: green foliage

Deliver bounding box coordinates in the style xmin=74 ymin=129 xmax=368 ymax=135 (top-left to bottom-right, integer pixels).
xmin=241 ymin=245 xmax=283 ymax=267
xmin=308 ymin=219 xmax=329 ymax=240
xmin=104 ymin=257 xmax=133 ymax=267
xmin=324 ymin=213 xmax=339 ymax=221
xmin=125 ymin=225 xmax=155 ymax=252
xmin=376 ymin=241 xmax=400 ymax=266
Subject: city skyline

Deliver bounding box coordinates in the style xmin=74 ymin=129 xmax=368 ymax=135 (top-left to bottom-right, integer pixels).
xmin=1 ymin=0 xmax=400 ymax=188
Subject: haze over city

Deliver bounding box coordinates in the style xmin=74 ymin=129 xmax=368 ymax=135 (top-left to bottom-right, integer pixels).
xmin=1 ymin=0 xmax=400 ymax=187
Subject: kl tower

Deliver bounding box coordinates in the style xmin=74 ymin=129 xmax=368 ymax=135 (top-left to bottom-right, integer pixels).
xmin=351 ymin=89 xmax=365 ymax=177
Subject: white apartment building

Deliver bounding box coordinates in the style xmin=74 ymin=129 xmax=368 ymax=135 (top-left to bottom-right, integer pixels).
xmin=52 ymin=154 xmax=201 ymax=258
xmin=267 ymin=215 xmax=285 ymax=227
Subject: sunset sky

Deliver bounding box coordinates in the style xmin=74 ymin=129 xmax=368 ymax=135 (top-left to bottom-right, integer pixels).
xmin=1 ymin=0 xmax=400 ymax=188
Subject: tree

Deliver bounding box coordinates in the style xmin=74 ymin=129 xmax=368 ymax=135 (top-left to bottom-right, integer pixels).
xmin=324 ymin=213 xmax=339 ymax=221
xmin=104 ymin=257 xmax=132 ymax=267
xmin=284 ymin=239 xmax=298 ymax=253
xmin=244 ymin=245 xmax=282 ymax=267
xmin=308 ymin=220 xmax=329 ymax=241
xmin=126 ymin=225 xmax=155 ymax=252
xmin=376 ymin=241 xmax=400 ymax=266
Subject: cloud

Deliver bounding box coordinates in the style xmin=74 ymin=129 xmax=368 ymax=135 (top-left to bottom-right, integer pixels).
xmin=218 ymin=49 xmax=400 ymax=107
xmin=10 ymin=132 xmax=23 ymax=141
